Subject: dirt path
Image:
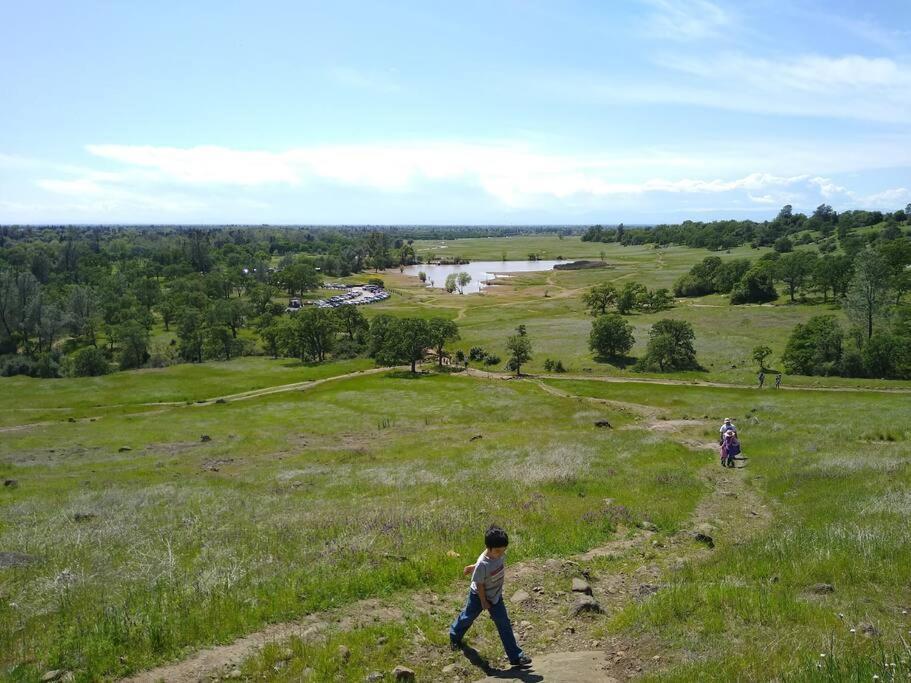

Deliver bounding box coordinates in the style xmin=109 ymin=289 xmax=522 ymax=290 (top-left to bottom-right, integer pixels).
xmin=121 ymin=379 xmax=769 ymax=683
xmin=465 ymin=367 xmax=911 ymax=394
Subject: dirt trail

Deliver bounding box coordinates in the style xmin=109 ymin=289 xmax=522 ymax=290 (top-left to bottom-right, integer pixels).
xmin=465 ymin=367 xmax=911 ymax=394
xmin=121 ymin=378 xmax=769 ymax=683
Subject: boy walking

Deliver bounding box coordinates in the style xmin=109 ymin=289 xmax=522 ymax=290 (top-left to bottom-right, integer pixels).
xmin=449 ymin=525 xmax=532 ymax=668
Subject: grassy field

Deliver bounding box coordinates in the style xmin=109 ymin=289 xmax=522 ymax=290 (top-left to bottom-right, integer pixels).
xmin=373 ymin=238 xmax=910 ymax=389
xmin=3 ymin=235 xmax=910 ymax=682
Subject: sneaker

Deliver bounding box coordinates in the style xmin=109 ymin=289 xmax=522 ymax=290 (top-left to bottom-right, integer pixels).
xmin=510 ymin=655 xmax=533 ymax=668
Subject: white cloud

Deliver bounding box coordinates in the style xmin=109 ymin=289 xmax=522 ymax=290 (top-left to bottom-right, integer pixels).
xmin=531 ymin=51 xmax=911 ymax=124
xmin=858 ymin=187 xmax=911 ymax=208
xmin=33 ymin=142 xmax=877 ymax=210
xmin=641 ymin=0 xmax=730 ymax=41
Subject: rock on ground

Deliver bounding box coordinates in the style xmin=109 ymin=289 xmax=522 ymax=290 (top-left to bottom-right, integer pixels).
xmin=571 ymin=578 xmax=593 ymax=595
xmin=473 ymin=651 xmax=618 ymax=682
xmin=393 ymin=665 xmax=416 ymax=681
xmin=570 ymin=595 xmax=603 ymax=617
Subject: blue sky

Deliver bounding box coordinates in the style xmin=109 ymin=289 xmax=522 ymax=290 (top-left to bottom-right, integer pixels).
xmin=2 ymin=0 xmax=911 ymax=224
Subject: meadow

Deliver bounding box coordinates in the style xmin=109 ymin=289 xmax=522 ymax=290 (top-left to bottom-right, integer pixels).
xmin=2 ymin=235 xmax=910 ymax=682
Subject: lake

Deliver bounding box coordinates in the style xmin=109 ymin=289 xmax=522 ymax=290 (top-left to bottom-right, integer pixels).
xmin=401 ymin=260 xmax=570 ymax=294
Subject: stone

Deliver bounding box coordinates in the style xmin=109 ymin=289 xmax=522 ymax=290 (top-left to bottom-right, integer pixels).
xmin=72 ymin=512 xmax=97 ymax=522
xmin=215 ymin=398 xmax=227 ymax=404
xmin=860 ymin=623 xmax=880 ymax=637
xmin=201 ymin=435 xmax=212 ymax=442
xmin=442 ymin=663 xmax=462 ymax=675
xmin=225 ymin=669 xmax=242 ymax=679
xmin=511 ymin=589 xmax=531 ymax=604
xmin=0 ymin=551 xmax=39 ymax=568
xmin=638 ymin=520 xmax=658 ymax=532
xmin=571 ymin=577 xmax=593 ymax=595
xmin=810 ymin=583 xmax=835 ymax=594
xmin=570 ymin=595 xmax=603 ymax=617
xmin=365 ymin=674 xmax=384 ymax=683
xmin=4 ymin=479 xmax=18 ymax=488
xmin=392 ymin=665 xmax=416 ymax=681
xmin=118 ymin=446 xmax=131 ymax=452
xmin=690 ymin=529 xmax=715 ymax=548
xmin=638 ymin=584 xmax=660 ymax=596
xmin=470 ymin=434 xmax=483 ymax=441
xmin=68 ymin=417 xmax=76 ymax=423
xmin=338 ymin=645 xmax=351 ymax=662
xmin=594 ymin=420 xmax=612 ymax=428
xmin=41 ymin=672 xmax=64 ymax=682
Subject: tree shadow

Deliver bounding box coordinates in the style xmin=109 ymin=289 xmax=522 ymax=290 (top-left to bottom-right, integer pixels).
xmin=457 ymin=643 xmax=543 ymax=682
xmin=593 ymin=354 xmax=637 ymax=369
xmin=385 ymin=370 xmax=427 ymax=380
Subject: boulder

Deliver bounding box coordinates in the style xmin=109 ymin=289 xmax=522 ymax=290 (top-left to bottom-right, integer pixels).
xmin=511 ymin=589 xmax=531 ymax=604
xmin=571 ymin=578 xmax=593 ymax=595
xmin=392 ymin=665 xmax=416 ymax=681
xmin=569 ymin=595 xmax=603 ymax=617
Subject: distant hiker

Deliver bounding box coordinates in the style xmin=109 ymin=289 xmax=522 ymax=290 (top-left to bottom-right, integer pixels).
xmin=719 ymin=417 xmax=737 ymax=444
xmin=775 ymin=373 xmax=782 ymax=389
xmin=450 ymin=525 xmax=532 ymax=669
xmin=721 ymin=430 xmax=740 ymax=468
xmin=758 ymin=371 xmax=765 ymax=388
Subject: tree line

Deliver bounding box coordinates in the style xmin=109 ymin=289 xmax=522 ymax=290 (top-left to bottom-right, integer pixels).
xmin=582 ymin=203 xmax=911 ymax=251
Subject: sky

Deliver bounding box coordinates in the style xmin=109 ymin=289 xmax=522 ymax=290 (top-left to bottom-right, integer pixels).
xmin=2 ymin=0 xmax=911 ymax=225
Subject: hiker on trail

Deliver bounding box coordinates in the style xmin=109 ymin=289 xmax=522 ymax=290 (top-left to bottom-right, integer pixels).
xmin=758 ymin=371 xmax=765 ymax=388
xmin=450 ymin=525 xmax=532 ymax=669
xmin=775 ymin=373 xmax=782 ymax=389
xmin=719 ymin=417 xmax=737 ymax=444
xmin=720 ymin=429 xmax=740 ymax=468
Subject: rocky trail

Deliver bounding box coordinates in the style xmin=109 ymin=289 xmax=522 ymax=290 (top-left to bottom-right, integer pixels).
xmin=121 ymin=377 xmax=771 ymax=683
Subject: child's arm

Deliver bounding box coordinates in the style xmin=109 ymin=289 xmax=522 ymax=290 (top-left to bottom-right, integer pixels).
xmin=475 ymin=582 xmax=491 ymax=610
xmin=463 ymin=563 xmax=476 ymax=576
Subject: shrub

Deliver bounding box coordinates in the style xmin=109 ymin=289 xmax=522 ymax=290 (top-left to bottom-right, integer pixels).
xmin=468 ymin=347 xmax=487 ymax=361
xmin=730 ymin=265 xmax=778 ymax=304
xmin=71 ymin=346 xmax=110 ymax=377
xmin=781 ymin=315 xmax=844 ymax=375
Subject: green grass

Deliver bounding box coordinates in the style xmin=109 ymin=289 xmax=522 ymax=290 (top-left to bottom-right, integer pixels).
xmin=547 ymin=380 xmax=911 ymax=681
xmin=370 ymin=238 xmax=911 ymax=388
xmin=1 ymin=366 xmax=704 ymax=680
xmin=4 ymin=235 xmax=911 ymax=681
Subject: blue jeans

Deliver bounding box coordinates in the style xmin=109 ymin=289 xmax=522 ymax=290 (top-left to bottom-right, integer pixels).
xmin=450 ymin=591 xmax=524 ymax=662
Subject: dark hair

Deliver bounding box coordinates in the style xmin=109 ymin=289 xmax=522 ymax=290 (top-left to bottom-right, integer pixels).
xmin=484 ymin=525 xmax=509 ymax=549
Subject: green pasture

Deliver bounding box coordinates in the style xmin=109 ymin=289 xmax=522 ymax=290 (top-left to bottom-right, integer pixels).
xmin=547 ymin=379 xmax=911 ymax=681
xmin=0 ymin=364 xmax=703 ymax=680
xmin=371 ymin=238 xmax=909 ymax=388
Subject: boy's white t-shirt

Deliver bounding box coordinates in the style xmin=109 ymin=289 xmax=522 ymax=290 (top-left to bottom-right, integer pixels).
xmin=470 ymin=551 xmax=505 ymax=604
